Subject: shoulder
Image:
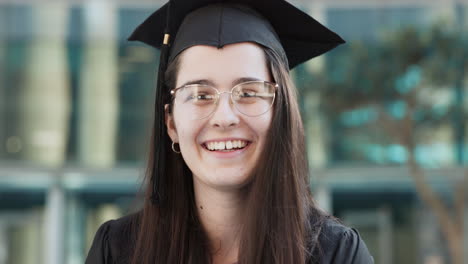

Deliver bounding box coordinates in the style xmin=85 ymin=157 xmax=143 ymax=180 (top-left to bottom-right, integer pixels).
xmin=312 ymin=218 xmax=374 ymax=264
xmin=85 ymin=212 xmax=140 ymax=264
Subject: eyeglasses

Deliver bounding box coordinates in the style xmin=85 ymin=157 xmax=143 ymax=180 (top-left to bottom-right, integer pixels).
xmin=170 ymin=81 xmax=278 ymax=120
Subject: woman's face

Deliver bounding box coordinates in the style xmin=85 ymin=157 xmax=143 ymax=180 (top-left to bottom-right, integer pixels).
xmin=166 ymin=42 xmax=273 ymax=192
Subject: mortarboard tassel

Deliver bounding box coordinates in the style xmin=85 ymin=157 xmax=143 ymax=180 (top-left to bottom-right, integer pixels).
xmin=151 ymin=1 xmax=172 ymax=205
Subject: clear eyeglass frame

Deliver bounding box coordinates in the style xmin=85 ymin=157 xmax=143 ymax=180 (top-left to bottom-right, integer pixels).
xmin=170 ymin=80 xmax=278 ymax=120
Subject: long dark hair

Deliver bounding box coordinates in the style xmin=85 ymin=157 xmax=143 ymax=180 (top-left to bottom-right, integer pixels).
xmin=130 ymin=46 xmax=326 ymax=264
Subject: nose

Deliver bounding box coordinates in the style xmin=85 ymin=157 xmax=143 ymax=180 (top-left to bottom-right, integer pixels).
xmin=209 ymin=92 xmax=240 ymax=129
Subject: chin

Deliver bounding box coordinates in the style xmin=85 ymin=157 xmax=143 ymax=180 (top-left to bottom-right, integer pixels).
xmin=197 ymin=172 xmax=252 ymax=191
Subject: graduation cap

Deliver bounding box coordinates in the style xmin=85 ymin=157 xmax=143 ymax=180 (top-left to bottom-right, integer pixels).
xmin=128 ymin=0 xmax=345 ymax=205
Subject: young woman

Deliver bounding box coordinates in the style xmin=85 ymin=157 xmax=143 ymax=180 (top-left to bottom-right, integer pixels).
xmin=85 ymin=1 xmax=374 ymax=263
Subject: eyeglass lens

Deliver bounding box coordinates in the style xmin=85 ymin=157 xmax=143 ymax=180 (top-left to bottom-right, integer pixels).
xmin=173 ymin=81 xmax=276 ymax=120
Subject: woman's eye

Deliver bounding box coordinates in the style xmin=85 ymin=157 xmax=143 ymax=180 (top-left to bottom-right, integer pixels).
xmin=187 ymin=94 xmax=214 ymax=101
xmin=239 ymin=91 xmax=257 ymax=97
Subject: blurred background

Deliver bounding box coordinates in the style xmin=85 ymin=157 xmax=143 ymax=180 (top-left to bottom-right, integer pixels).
xmin=0 ymin=0 xmax=467 ymax=263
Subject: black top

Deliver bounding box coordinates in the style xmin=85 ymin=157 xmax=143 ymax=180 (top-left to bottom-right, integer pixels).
xmin=85 ymin=212 xmax=374 ymax=264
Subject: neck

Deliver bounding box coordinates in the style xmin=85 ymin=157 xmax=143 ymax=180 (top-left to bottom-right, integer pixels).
xmin=193 ymin=179 xmax=246 ymax=263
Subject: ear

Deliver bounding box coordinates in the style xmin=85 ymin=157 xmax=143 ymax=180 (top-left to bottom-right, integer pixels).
xmin=165 ymin=104 xmax=178 ymax=142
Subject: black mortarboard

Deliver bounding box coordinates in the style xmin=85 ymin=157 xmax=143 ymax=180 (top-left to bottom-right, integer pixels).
xmin=128 ymin=0 xmax=345 ymax=205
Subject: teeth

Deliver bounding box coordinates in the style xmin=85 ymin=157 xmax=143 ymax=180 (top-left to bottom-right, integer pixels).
xmin=226 ymin=141 xmax=233 ymax=149
xmin=205 ymin=140 xmax=248 ymax=151
xmin=240 ymin=141 xmax=246 ymax=148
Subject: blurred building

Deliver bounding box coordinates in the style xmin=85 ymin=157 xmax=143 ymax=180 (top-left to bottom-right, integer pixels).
xmin=0 ymin=0 xmax=467 ymax=263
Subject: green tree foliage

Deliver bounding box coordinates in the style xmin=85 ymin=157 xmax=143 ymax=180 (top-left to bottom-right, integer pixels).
xmin=310 ymin=24 xmax=467 ymax=117
xmin=302 ymin=24 xmax=468 ymax=264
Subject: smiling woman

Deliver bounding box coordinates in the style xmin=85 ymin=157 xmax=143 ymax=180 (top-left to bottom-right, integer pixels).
xmin=85 ymin=0 xmax=374 ymax=264
xmin=166 ymin=43 xmax=272 ymax=191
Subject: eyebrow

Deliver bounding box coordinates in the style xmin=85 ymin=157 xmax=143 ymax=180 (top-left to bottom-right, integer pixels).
xmin=232 ymin=77 xmax=262 ymax=86
xmin=179 ymin=77 xmax=263 ymax=88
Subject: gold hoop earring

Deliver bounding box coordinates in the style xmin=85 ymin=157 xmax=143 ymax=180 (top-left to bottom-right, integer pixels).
xmin=172 ymin=142 xmax=181 ymax=154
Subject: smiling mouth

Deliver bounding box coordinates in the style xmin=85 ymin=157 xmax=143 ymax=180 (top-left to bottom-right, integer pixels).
xmin=203 ymin=140 xmax=251 ymax=152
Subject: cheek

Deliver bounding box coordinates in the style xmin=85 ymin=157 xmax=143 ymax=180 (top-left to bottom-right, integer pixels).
xmin=258 ymin=111 xmax=273 ymax=135
xmin=244 ymin=113 xmax=272 ymax=149
xmin=173 ymin=114 xmax=202 ymax=149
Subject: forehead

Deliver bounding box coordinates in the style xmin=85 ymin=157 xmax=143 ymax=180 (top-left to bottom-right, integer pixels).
xmin=176 ymin=42 xmax=271 ymax=87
